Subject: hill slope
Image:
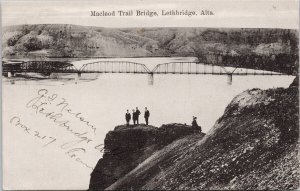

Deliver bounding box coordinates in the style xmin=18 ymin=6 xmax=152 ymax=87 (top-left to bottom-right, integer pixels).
xmin=101 ymin=77 xmax=299 ymax=190
xmin=2 ymin=24 xmax=298 ymax=58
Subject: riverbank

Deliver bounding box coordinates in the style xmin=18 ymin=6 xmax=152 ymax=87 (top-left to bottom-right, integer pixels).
xmin=89 ymin=77 xmax=299 ymax=190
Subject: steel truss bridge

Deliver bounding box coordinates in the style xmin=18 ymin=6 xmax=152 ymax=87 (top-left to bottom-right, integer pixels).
xmin=2 ymin=60 xmax=290 ymax=85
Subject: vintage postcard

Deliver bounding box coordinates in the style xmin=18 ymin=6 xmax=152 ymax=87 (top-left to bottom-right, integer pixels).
xmin=1 ymin=0 xmax=299 ymax=190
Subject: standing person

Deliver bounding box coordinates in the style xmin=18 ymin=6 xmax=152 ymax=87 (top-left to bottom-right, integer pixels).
xmin=144 ymin=107 xmax=150 ymax=125
xmin=192 ymin=116 xmax=198 ymax=127
xmin=125 ymin=110 xmax=131 ymax=126
xmin=192 ymin=116 xmax=201 ymax=132
xmin=136 ymin=107 xmax=141 ymax=125
xmin=132 ymin=109 xmax=136 ymax=125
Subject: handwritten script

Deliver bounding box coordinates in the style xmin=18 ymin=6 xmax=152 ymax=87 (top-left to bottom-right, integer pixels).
xmin=10 ymin=88 xmax=107 ymax=170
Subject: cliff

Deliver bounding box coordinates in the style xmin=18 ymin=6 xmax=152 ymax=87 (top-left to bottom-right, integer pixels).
xmin=89 ymin=124 xmax=204 ymax=190
xmin=90 ymin=77 xmax=299 ymax=190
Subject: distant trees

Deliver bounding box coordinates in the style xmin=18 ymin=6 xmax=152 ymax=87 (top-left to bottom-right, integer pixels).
xmin=23 ymin=37 xmax=43 ymax=51
xmin=7 ymin=34 xmax=22 ymax=46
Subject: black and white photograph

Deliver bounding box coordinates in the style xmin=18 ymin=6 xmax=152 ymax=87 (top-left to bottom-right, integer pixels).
xmin=1 ymin=0 xmax=299 ymax=190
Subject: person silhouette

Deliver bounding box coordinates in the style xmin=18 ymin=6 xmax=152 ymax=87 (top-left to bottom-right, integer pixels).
xmin=132 ymin=109 xmax=136 ymax=125
xmin=192 ymin=116 xmax=198 ymax=127
xmin=125 ymin=110 xmax=131 ymax=126
xmin=144 ymin=107 xmax=150 ymax=125
xmin=136 ymin=107 xmax=141 ymax=125
xmin=192 ymin=116 xmax=202 ymax=132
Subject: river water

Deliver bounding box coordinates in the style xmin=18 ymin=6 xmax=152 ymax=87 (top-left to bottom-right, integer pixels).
xmin=3 ymin=57 xmax=295 ymax=189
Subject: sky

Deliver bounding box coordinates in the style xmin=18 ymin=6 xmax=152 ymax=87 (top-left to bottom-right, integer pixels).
xmin=1 ymin=0 xmax=299 ymax=29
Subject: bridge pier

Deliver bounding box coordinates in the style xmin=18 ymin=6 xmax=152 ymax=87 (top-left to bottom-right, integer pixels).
xmin=50 ymin=73 xmax=59 ymax=79
xmin=75 ymin=72 xmax=81 ymax=83
xmin=10 ymin=79 xmax=15 ymax=85
xmin=7 ymin=72 xmax=15 ymax=77
xmin=227 ymin=74 xmax=233 ymax=85
xmin=148 ymin=73 xmax=154 ymax=85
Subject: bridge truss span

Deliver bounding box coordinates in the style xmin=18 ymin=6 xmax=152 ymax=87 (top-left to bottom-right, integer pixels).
xmin=24 ymin=61 xmax=78 ymax=73
xmin=152 ymin=62 xmax=227 ymax=75
xmin=79 ymin=61 xmax=151 ymax=74
xmin=2 ymin=61 xmax=78 ymax=74
xmin=151 ymin=62 xmax=283 ymax=76
xmin=3 ymin=60 xmax=289 ymax=85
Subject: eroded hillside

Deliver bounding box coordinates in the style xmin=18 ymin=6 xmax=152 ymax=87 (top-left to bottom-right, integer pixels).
xmin=2 ymin=25 xmax=298 ymax=59
xmin=91 ymin=77 xmax=299 ymax=190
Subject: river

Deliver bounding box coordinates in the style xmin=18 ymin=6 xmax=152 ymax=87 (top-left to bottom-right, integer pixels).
xmin=2 ymin=57 xmax=295 ymax=189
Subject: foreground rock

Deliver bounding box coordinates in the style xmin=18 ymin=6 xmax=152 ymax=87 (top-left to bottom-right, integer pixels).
xmin=89 ymin=124 xmax=204 ymax=190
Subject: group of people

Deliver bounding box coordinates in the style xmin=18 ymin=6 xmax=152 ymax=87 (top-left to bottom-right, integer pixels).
xmin=125 ymin=107 xmax=150 ymax=126
xmin=125 ymin=108 xmax=201 ymax=131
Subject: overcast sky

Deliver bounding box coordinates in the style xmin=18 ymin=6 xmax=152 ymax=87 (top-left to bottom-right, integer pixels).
xmin=1 ymin=0 xmax=299 ymax=29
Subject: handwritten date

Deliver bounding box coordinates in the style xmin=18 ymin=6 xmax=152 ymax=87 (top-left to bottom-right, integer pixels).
xmin=10 ymin=116 xmax=57 ymax=147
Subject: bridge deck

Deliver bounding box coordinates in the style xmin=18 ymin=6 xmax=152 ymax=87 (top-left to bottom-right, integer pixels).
xmin=2 ymin=60 xmax=290 ymax=76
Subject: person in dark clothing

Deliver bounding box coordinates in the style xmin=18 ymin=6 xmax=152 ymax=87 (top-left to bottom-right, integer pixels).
xmin=132 ymin=109 xmax=137 ymax=125
xmin=192 ymin=116 xmax=198 ymax=127
xmin=144 ymin=107 xmax=150 ymax=125
xmin=136 ymin=107 xmax=141 ymax=125
xmin=192 ymin=116 xmax=202 ymax=132
xmin=125 ymin=110 xmax=131 ymax=126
